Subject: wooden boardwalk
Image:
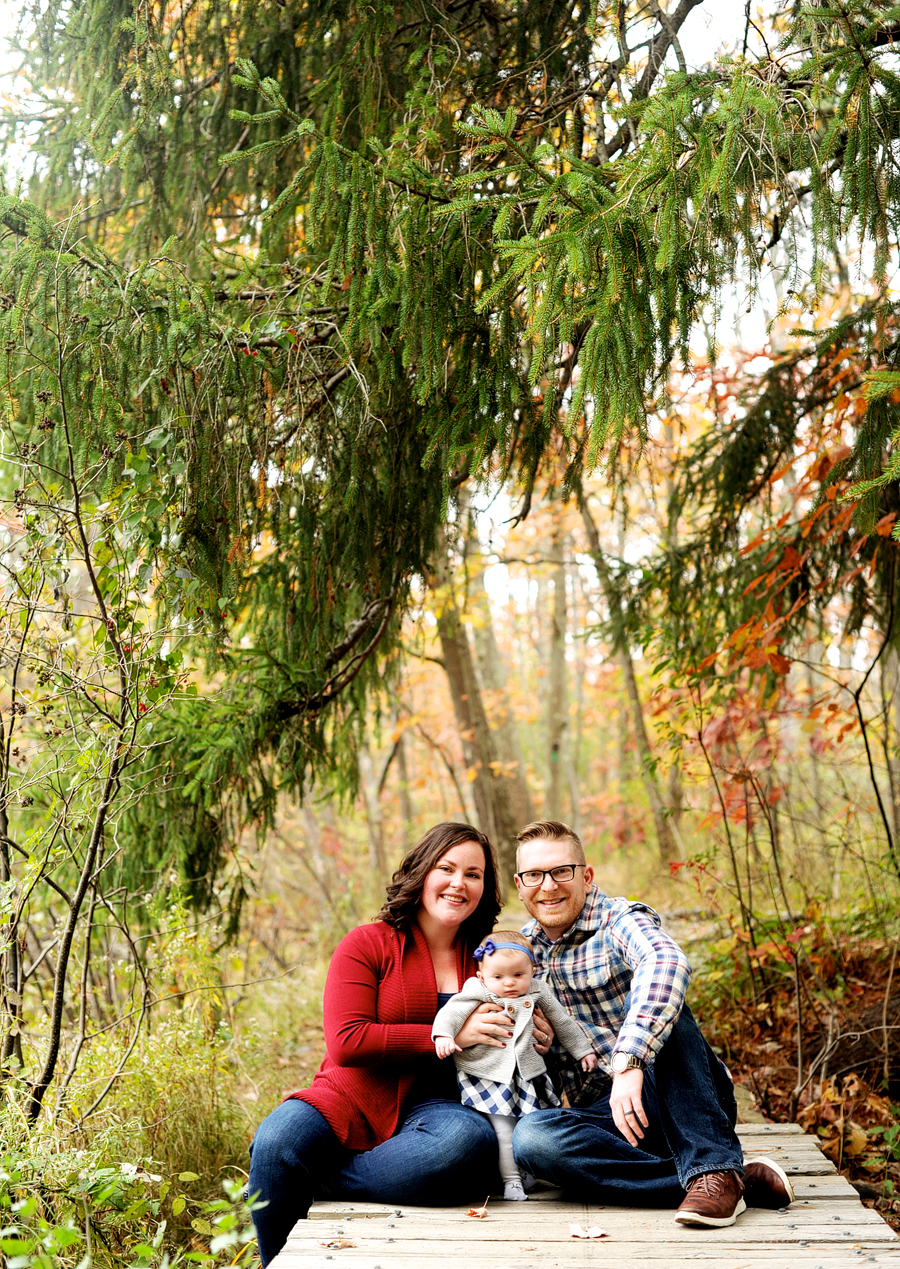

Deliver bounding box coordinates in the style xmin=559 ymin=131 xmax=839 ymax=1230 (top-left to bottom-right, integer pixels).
xmin=271 ymin=1124 xmax=900 ymax=1269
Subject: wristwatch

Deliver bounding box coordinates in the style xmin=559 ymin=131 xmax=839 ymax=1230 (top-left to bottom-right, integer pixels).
xmin=611 ymin=1051 xmax=645 ymax=1075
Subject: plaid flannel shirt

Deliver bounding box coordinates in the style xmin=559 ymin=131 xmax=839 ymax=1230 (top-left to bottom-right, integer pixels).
xmin=522 ymin=885 xmax=691 ymax=1105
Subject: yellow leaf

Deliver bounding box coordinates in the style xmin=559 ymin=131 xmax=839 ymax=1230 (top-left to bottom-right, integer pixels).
xmin=845 ymin=1121 xmax=869 ymax=1158
xmin=465 ymin=765 xmax=478 ymax=783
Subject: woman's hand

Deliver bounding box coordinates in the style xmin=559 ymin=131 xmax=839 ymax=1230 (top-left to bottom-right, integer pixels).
xmin=454 ymin=1002 xmax=513 ymax=1050
xmin=532 ymin=1006 xmax=555 ymax=1056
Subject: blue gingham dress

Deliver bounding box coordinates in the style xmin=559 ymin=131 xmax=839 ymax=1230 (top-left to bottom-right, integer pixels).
xmin=458 ymin=1067 xmax=560 ymax=1117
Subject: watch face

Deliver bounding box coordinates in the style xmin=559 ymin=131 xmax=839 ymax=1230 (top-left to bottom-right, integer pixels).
xmin=611 ymin=1052 xmax=627 ymax=1073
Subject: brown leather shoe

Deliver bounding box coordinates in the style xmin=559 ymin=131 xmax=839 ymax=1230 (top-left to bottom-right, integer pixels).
xmin=743 ymin=1157 xmax=795 ymax=1208
xmin=674 ymin=1171 xmax=746 ymax=1227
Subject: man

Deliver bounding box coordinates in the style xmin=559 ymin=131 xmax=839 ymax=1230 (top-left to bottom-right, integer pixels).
xmin=510 ymin=819 xmax=794 ymax=1227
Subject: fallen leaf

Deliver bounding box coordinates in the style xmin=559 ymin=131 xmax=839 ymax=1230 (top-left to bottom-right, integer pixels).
xmin=466 ymin=1196 xmax=490 ymax=1219
xmin=316 ymin=1239 xmax=356 ymax=1249
xmin=845 ymin=1120 xmax=869 ymax=1157
xmin=568 ymin=1222 xmax=608 ymax=1239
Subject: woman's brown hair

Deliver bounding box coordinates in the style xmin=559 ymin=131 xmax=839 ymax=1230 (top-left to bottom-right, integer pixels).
xmin=377 ymin=822 xmax=501 ymax=939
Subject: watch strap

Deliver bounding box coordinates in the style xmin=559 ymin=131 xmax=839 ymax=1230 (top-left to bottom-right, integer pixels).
xmin=611 ymin=1051 xmax=645 ymax=1074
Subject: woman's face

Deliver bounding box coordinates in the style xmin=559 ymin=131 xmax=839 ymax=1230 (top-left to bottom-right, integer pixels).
xmin=418 ymin=841 xmax=486 ymax=930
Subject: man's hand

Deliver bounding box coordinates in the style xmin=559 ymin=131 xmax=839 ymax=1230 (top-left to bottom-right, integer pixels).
xmin=435 ymin=1036 xmax=460 ymax=1059
xmin=532 ymin=1006 xmax=555 ymax=1056
xmin=580 ymin=1051 xmax=599 ymax=1072
xmin=610 ymin=1068 xmax=648 ymax=1147
xmin=455 ymin=1002 xmax=513 ymax=1050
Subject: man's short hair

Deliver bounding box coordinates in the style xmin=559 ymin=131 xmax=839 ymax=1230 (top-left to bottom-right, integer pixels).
xmin=515 ymin=819 xmax=586 ymax=870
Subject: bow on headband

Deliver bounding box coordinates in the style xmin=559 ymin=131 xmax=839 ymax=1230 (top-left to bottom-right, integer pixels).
xmin=473 ymin=938 xmax=535 ymax=963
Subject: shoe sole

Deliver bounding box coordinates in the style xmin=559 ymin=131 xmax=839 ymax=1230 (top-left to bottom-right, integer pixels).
xmin=744 ymin=1156 xmax=795 ymax=1206
xmin=674 ymin=1197 xmax=746 ymax=1227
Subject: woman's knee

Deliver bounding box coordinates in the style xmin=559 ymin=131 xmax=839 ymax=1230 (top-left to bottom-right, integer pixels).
xmin=408 ymin=1104 xmax=496 ymax=1164
xmin=511 ymin=1111 xmax=557 ymax=1171
xmin=250 ymin=1099 xmax=333 ymax=1173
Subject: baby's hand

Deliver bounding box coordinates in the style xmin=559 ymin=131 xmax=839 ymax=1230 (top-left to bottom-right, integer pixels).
xmin=581 ymin=1052 xmax=599 ymax=1072
xmin=435 ymin=1037 xmax=461 ymax=1059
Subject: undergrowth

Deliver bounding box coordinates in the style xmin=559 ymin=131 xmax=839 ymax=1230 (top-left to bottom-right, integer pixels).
xmin=689 ymin=906 xmax=900 ymax=1225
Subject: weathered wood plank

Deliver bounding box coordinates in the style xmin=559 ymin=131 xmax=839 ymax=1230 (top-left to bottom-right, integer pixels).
xmin=736 ymin=1131 xmax=802 ymax=1142
xmin=270 ymin=1122 xmax=896 ymax=1269
xmin=272 ymin=1252 xmax=900 ymax=1267
xmin=291 ymin=1216 xmax=896 ymax=1241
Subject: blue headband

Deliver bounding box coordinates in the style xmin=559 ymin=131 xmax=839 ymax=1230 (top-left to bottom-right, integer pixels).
xmin=474 ymin=938 xmax=535 ymax=963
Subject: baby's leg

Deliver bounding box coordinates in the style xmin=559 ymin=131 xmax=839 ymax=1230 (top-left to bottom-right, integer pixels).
xmin=489 ymin=1114 xmax=526 ymax=1201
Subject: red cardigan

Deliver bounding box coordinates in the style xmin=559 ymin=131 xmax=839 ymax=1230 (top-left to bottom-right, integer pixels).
xmin=288 ymin=920 xmax=477 ymax=1150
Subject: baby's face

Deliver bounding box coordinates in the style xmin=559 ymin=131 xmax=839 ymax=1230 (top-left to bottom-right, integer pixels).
xmin=477 ymin=949 xmax=534 ymax=998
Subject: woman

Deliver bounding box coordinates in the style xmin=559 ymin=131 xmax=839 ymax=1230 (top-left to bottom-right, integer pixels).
xmin=248 ymin=822 xmax=522 ymax=1266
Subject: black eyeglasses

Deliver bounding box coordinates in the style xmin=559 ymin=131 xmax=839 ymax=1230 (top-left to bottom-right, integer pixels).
xmin=516 ymin=864 xmax=586 ymax=888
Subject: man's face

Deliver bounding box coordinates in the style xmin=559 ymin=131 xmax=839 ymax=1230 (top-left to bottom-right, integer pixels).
xmin=514 ymin=837 xmax=593 ymax=940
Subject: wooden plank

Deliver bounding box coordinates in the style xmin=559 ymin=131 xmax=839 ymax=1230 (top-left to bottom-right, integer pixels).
xmin=736 ymin=1131 xmax=802 ymax=1142
xmin=271 ymin=1121 xmax=896 ymax=1269
xmin=292 ymin=1216 xmax=897 ymax=1241
xmin=281 ymin=1249 xmax=900 ymax=1262
xmin=792 ymin=1178 xmax=867 ymax=1201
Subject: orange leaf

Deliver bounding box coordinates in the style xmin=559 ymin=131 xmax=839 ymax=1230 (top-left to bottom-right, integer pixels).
xmin=744 ymin=646 xmax=769 ymax=669
xmin=767 ymin=460 xmax=794 ymax=485
xmin=740 ymin=532 xmax=767 ymax=556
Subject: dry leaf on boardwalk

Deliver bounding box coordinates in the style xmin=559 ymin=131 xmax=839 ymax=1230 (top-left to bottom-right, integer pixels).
xmin=568 ymin=1222 xmax=608 ymax=1239
xmin=466 ymin=1196 xmax=490 ymax=1218
xmin=316 ymin=1238 xmax=356 ymax=1249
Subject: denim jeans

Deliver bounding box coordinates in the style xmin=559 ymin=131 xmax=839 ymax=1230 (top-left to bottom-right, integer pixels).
xmin=248 ymin=1098 xmax=497 ymax=1266
xmin=512 ymin=1005 xmax=742 ymax=1204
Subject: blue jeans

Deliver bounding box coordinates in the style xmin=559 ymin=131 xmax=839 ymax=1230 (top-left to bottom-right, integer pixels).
xmin=248 ymin=1098 xmax=497 ymax=1265
xmin=512 ymin=1005 xmax=742 ymax=1204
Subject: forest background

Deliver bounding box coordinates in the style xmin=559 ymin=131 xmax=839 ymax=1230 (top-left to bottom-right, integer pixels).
xmin=2 ymin=0 xmax=900 ymax=1263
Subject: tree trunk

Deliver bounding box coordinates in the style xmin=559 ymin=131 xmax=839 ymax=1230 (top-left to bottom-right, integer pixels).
xmin=396 ymin=730 xmax=416 ymax=843
xmin=546 ymin=511 xmax=568 ymax=819
xmin=431 ymin=533 xmax=519 ymax=888
xmin=568 ymin=562 xmax=588 ymax=832
xmin=579 ymin=491 xmax=684 ymax=864
xmin=466 ymin=521 xmax=534 ymax=832
xmin=359 ymin=717 xmax=404 ymax=879
xmin=358 ymin=743 xmax=388 ymax=877
xmin=882 ymin=646 xmax=900 ymax=846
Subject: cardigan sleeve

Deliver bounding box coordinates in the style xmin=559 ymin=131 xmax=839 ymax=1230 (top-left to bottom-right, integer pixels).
xmin=324 ymin=927 xmax=437 ymax=1067
xmin=431 ymin=977 xmax=489 ymax=1040
xmin=535 ymin=982 xmax=595 ymax=1060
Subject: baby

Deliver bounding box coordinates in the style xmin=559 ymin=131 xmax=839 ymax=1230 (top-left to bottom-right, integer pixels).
xmin=432 ymin=930 xmax=598 ymax=1201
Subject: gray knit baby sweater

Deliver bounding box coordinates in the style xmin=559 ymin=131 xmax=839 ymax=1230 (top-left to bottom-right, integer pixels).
xmin=432 ymin=976 xmax=594 ymax=1085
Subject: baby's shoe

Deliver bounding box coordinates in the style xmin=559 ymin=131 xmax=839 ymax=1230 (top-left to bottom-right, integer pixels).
xmin=503 ymin=1181 xmax=527 ymax=1201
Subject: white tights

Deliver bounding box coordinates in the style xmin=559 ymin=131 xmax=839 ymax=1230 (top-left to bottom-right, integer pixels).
xmin=487 ymin=1112 xmax=521 ymax=1186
